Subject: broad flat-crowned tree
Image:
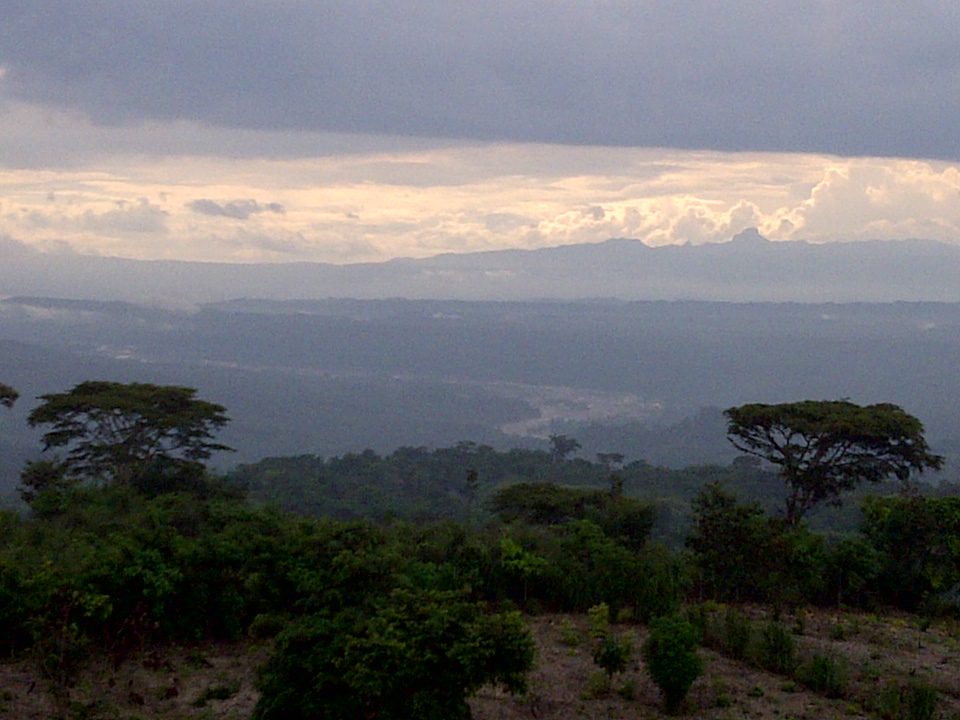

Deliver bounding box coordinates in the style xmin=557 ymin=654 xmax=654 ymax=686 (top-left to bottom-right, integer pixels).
xmin=0 ymin=382 xmax=17 ymax=409
xmin=724 ymin=400 xmax=943 ymax=527
xmin=28 ymin=381 xmax=232 ymax=485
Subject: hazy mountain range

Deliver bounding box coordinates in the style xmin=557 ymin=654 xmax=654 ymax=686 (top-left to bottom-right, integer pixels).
xmin=3 ymin=229 xmax=960 ymax=304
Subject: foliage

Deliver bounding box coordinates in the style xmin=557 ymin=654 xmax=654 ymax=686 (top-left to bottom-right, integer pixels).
xmin=722 ymin=605 xmax=753 ymax=660
xmin=630 ymin=543 xmax=687 ymax=623
xmin=231 ymin=441 xmax=883 ymax=540
xmin=687 ymin=482 xmax=774 ymax=601
xmin=558 ymin=617 xmax=581 ymax=646
xmin=553 ymin=521 xmax=635 ymax=613
xmin=873 ymin=681 xmax=940 ymax=720
xmin=586 ymin=603 xmax=610 ymax=638
xmin=687 ymin=483 xmax=827 ymax=607
xmin=491 ymin=483 xmax=602 ymax=525
xmin=27 ymin=381 xmax=232 ymax=486
xmin=905 ymin=682 xmax=939 ymax=720
xmin=861 ymin=495 xmax=960 ymax=611
xmin=5 ymin=378 xmax=959 ymax=714
xmin=490 ymin=482 xmax=655 ymax=549
xmin=252 ymin=587 xmax=535 ymax=720
xmin=724 ymin=400 xmax=943 ymax=527
xmin=592 ymin=632 xmax=632 ymax=679
xmin=498 ymin=536 xmax=548 ymax=604
xmin=642 ymin=613 xmax=703 ymax=714
xmin=801 ymin=652 xmax=847 ymax=698
xmin=0 ymin=382 xmax=16 ymax=409
xmin=18 ymin=459 xmax=77 ymax=517
xmin=758 ymin=620 xmax=796 ymax=675
xmin=599 ymin=493 xmax=657 ymax=551
xmin=824 ymin=534 xmax=883 ymax=607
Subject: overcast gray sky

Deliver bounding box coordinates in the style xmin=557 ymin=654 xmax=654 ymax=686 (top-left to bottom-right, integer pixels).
xmin=2 ymin=1 xmax=960 ymax=263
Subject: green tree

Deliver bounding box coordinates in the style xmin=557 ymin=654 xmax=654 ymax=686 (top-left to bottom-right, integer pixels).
xmin=861 ymin=495 xmax=960 ymax=611
xmin=18 ymin=459 xmax=76 ymax=517
xmin=28 ymin=381 xmax=232 ymax=486
xmin=687 ymin=483 xmax=773 ymax=601
xmin=0 ymin=382 xmax=17 ymax=409
xmin=490 ymin=482 xmax=601 ymax=525
xmin=499 ymin=536 xmax=548 ymax=604
xmin=724 ymin=400 xmax=943 ymax=527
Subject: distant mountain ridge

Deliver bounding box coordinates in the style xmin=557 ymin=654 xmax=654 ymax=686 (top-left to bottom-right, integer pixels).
xmin=1 ymin=230 xmax=959 ymax=303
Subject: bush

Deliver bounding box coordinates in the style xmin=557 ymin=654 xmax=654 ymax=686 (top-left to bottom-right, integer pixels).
xmin=587 ymin=603 xmax=610 ymax=638
xmin=723 ymin=606 xmax=752 ymax=660
xmin=642 ymin=614 xmax=703 ymax=714
xmin=758 ymin=621 xmax=796 ymax=675
xmin=907 ymin=682 xmax=939 ymax=720
xmin=872 ymin=681 xmax=939 ymax=720
xmin=592 ymin=633 xmax=632 ymax=679
xmin=253 ymin=587 xmax=535 ymax=720
xmin=801 ymin=653 xmax=847 ymax=698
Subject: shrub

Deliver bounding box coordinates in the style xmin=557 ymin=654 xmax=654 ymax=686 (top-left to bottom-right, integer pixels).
xmin=587 ymin=603 xmax=610 ymax=638
xmin=906 ymin=682 xmax=939 ymax=720
xmin=253 ymin=587 xmax=535 ymax=720
xmin=872 ymin=681 xmax=939 ymax=720
xmin=801 ymin=653 xmax=847 ymax=698
xmin=642 ymin=614 xmax=703 ymax=714
xmin=616 ymin=679 xmax=637 ymax=700
xmin=558 ymin=618 xmax=580 ymax=646
xmin=723 ymin=606 xmax=752 ymax=660
xmin=758 ymin=621 xmax=796 ymax=675
xmin=682 ymin=603 xmax=708 ymax=644
xmin=829 ymin=622 xmax=848 ymax=641
xmin=592 ymin=633 xmax=632 ymax=679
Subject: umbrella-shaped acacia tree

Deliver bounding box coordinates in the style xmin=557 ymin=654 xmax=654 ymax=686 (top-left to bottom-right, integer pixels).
xmin=28 ymin=381 xmax=232 ymax=486
xmin=724 ymin=400 xmax=943 ymax=527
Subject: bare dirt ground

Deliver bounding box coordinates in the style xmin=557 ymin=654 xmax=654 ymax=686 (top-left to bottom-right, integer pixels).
xmin=475 ymin=609 xmax=960 ymax=720
xmin=0 ymin=608 xmax=957 ymax=719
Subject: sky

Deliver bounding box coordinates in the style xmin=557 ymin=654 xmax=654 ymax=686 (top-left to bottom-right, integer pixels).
xmin=2 ymin=1 xmax=960 ymax=264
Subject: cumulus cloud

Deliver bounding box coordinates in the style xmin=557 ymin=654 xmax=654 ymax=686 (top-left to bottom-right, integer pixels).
xmin=187 ymin=199 xmax=285 ymax=220
xmin=769 ymin=161 xmax=960 ymax=243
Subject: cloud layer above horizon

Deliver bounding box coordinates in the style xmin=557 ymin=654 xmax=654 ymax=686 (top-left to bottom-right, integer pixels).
xmin=2 ymin=1 xmax=960 ymax=263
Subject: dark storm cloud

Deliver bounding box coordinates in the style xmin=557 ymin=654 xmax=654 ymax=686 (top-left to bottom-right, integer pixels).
xmin=187 ymin=199 xmax=285 ymax=220
xmin=2 ymin=1 xmax=959 ymax=159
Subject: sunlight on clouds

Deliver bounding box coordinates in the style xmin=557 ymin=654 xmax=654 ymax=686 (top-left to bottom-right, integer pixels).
xmin=775 ymin=160 xmax=960 ymax=243
xmin=1 ymin=138 xmax=959 ymax=263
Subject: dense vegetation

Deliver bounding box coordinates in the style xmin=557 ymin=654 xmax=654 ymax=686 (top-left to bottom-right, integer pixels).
xmin=230 ymin=440 xmax=957 ymax=544
xmin=2 ymin=381 xmax=960 ymax=717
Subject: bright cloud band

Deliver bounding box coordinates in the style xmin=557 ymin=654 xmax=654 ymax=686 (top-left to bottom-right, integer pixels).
xmin=1 ymin=112 xmax=959 ymax=264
